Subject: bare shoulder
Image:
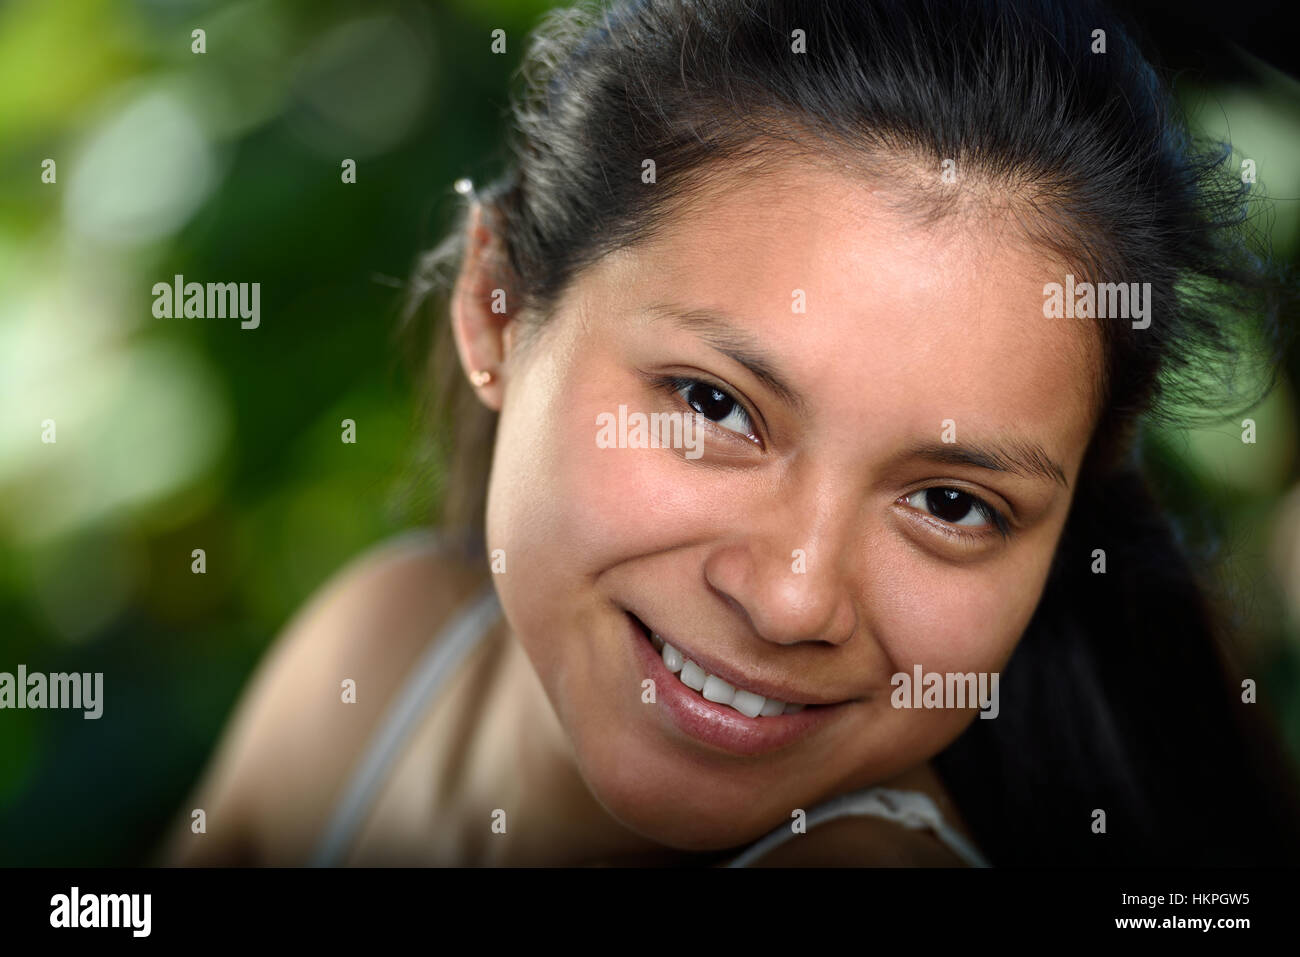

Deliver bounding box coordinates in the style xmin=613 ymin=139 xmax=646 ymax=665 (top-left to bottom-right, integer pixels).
xmin=159 ymin=530 xmax=491 ymax=865
xmin=744 ymin=814 xmax=970 ymax=867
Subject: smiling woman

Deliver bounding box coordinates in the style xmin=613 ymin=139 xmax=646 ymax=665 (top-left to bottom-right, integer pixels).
xmin=167 ymin=0 xmax=1300 ymax=867
xmin=450 ymin=155 xmax=1098 ymax=857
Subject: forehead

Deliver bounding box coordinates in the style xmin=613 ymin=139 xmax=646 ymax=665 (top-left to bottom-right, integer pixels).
xmin=580 ymin=159 xmax=1101 ymax=464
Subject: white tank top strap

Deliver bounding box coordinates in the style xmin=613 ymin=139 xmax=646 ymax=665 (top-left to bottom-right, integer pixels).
xmin=309 ymin=580 xmax=502 ymax=867
xmin=724 ymin=786 xmax=991 ymax=867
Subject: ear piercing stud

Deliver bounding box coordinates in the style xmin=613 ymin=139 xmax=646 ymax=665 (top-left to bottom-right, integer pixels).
xmin=470 ymin=369 xmax=494 ymax=387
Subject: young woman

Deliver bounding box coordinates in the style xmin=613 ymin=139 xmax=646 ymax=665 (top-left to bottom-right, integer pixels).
xmin=165 ymin=0 xmax=1300 ymax=866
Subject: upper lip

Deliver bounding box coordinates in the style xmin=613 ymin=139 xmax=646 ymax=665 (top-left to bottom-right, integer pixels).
xmin=628 ymin=610 xmax=862 ymax=707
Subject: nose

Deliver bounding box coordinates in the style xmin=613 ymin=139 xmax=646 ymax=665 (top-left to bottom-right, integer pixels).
xmin=702 ymin=480 xmax=859 ymax=647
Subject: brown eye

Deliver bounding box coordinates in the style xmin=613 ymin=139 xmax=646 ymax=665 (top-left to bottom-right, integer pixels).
xmin=905 ymin=488 xmax=1001 ymax=530
xmin=928 ymin=489 xmax=977 ymax=524
xmin=685 ymin=382 xmax=734 ymax=419
xmin=672 ymin=378 xmax=754 ymax=436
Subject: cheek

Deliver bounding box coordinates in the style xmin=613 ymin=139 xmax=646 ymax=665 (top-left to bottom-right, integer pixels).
xmin=489 ymin=391 xmax=660 ymax=571
xmin=829 ymin=542 xmax=1061 ymax=786
xmin=869 ymin=539 xmax=1057 ymax=676
xmin=484 ymin=350 xmax=711 ymax=689
xmin=488 ymin=356 xmax=723 ymax=578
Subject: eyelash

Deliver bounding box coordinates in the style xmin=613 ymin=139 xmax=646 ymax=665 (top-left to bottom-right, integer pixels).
xmin=652 ymin=374 xmax=1012 ymax=544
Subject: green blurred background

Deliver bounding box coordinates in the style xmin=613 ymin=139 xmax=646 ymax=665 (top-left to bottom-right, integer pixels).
xmin=0 ymin=0 xmax=1298 ymax=865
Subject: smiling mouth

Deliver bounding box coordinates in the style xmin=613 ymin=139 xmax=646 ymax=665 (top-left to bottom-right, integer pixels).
xmin=627 ymin=612 xmax=831 ymax=719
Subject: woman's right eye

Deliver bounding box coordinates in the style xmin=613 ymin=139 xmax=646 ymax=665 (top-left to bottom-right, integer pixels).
xmin=668 ymin=377 xmax=756 ymax=438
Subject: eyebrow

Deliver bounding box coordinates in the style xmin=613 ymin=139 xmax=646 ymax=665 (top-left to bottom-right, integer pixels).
xmin=645 ymin=301 xmax=1069 ymax=490
xmin=644 ymin=302 xmax=809 ymax=415
xmin=904 ymin=440 xmax=1070 ymax=489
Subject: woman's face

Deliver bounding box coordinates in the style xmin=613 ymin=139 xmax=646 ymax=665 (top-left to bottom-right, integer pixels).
xmin=475 ymin=160 xmax=1100 ymax=850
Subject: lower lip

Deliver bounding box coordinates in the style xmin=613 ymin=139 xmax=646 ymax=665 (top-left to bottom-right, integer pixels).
xmin=627 ymin=613 xmax=850 ymax=758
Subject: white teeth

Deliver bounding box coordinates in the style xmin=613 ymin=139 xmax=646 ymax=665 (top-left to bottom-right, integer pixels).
xmin=732 ymin=689 xmax=766 ymax=718
xmin=679 ymin=659 xmax=707 ymax=692
xmin=702 ymin=675 xmax=735 ymax=705
xmin=652 ymin=633 xmax=801 ymax=718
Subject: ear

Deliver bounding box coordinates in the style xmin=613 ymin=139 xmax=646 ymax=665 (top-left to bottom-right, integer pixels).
xmin=450 ymin=201 xmax=519 ymax=412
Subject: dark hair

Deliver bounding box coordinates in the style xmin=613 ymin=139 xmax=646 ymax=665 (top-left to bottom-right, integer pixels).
xmin=404 ymin=0 xmax=1300 ymax=864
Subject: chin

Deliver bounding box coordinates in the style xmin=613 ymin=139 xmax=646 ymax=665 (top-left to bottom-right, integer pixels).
xmin=568 ymin=732 xmax=785 ymax=852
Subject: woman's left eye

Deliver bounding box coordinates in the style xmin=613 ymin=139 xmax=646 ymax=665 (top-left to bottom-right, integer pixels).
xmin=668 ymin=377 xmax=756 ymax=437
xmin=905 ymin=488 xmax=1006 ymax=534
